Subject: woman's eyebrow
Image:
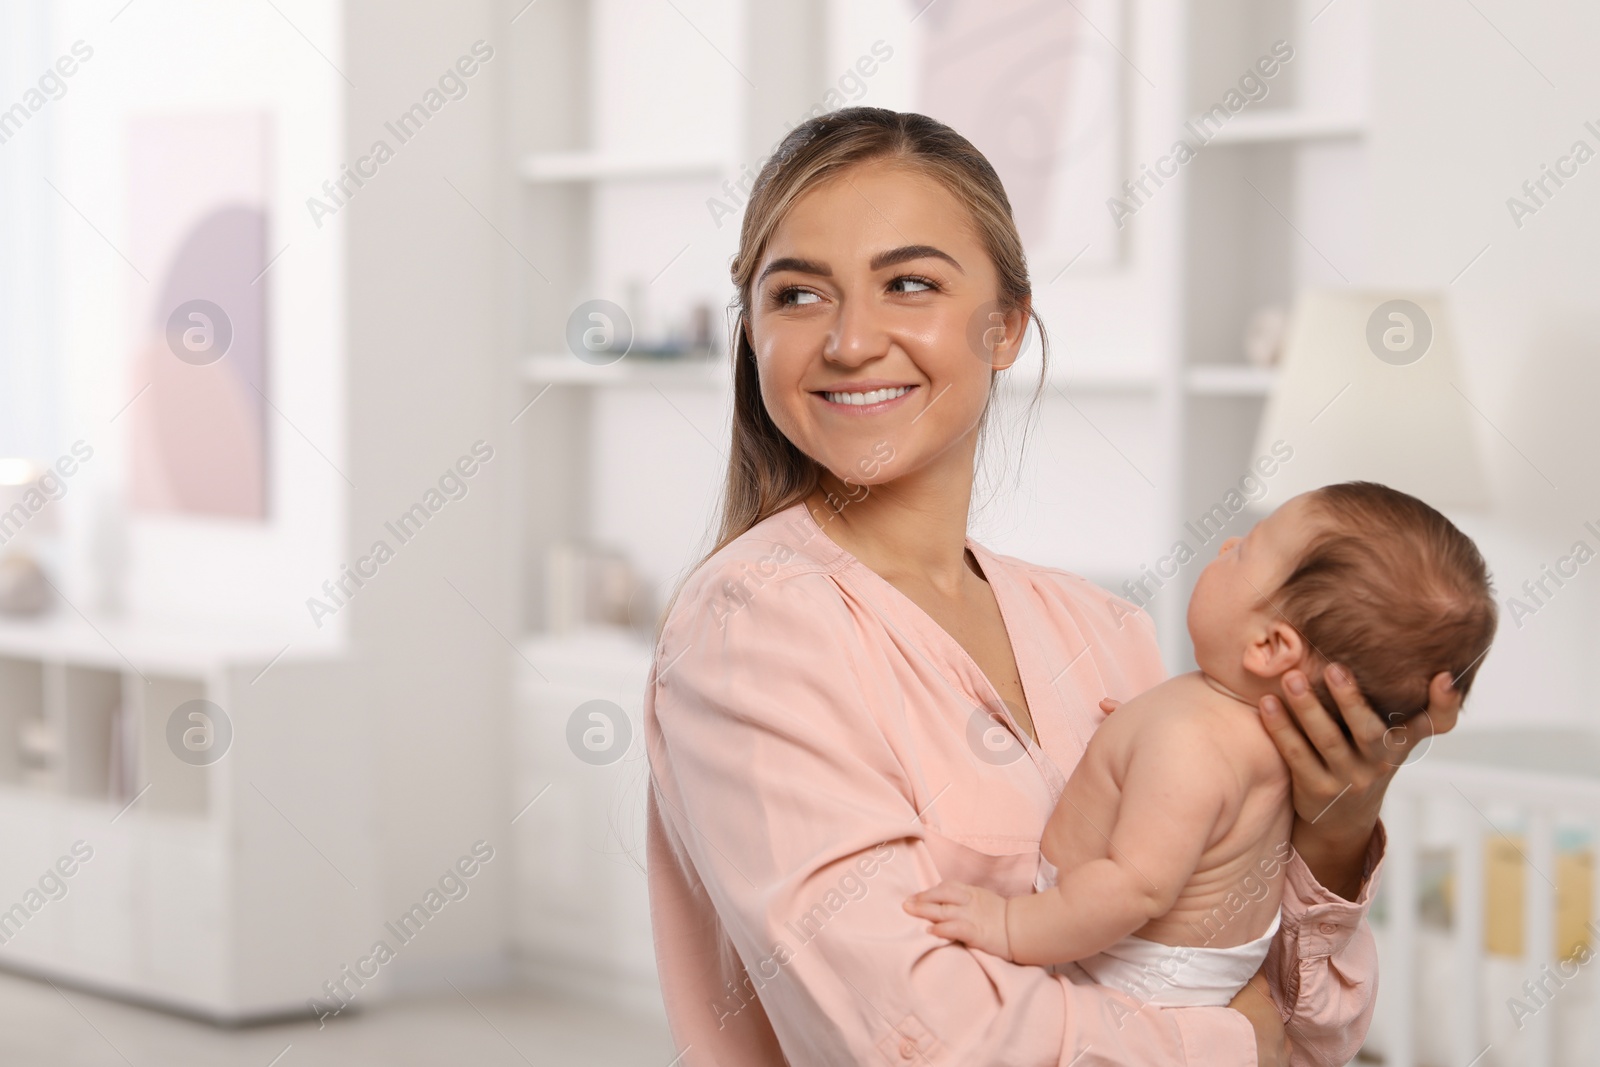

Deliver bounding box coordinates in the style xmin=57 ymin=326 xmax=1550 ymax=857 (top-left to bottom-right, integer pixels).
xmin=756 ymin=245 xmax=965 ymax=286
xmin=870 ymin=244 xmax=963 ymax=274
xmin=757 ymin=256 xmax=830 ymax=285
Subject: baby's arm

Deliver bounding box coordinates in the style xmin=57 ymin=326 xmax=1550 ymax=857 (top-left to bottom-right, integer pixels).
xmin=905 ymin=720 xmax=1230 ymax=965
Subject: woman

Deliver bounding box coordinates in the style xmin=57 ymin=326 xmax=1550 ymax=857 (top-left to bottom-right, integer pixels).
xmin=644 ymin=108 xmax=1458 ymax=1066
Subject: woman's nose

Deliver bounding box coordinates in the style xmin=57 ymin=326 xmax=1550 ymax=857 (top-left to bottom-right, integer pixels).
xmin=824 ymin=297 xmax=890 ymax=366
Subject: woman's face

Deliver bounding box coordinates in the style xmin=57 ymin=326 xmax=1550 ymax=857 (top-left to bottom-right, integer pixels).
xmin=745 ymin=161 xmax=1026 ymax=488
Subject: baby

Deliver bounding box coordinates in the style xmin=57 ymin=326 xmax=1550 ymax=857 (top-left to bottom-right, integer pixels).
xmin=904 ymin=481 xmax=1498 ymax=1007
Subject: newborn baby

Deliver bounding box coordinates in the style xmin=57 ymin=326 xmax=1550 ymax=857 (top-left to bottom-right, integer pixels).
xmin=904 ymin=481 xmax=1498 ymax=1007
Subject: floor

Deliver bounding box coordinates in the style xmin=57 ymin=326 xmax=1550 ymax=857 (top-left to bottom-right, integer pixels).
xmin=0 ymin=970 xmax=679 ymax=1066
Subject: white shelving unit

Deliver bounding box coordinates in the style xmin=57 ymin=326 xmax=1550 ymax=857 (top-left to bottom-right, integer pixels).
xmin=1165 ymin=0 xmax=1372 ymax=660
xmin=0 ymin=616 xmax=366 ymax=1020
xmin=506 ymin=0 xmax=760 ymax=1017
xmin=511 ymin=628 xmax=657 ymax=1014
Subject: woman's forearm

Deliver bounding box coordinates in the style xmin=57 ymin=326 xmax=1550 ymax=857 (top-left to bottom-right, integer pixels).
xmin=1289 ymin=816 xmax=1372 ymax=901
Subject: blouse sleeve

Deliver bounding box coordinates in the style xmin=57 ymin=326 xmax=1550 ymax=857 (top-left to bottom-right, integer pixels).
xmin=646 ymin=569 xmax=1260 ymax=1066
xmin=1263 ymin=824 xmax=1387 ymax=1067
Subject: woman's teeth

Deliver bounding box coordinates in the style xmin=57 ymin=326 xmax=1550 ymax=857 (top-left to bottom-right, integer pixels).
xmin=823 ymin=386 xmax=911 ymax=406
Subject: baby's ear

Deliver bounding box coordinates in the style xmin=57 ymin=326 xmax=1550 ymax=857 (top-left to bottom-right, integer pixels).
xmin=1242 ymin=619 xmax=1307 ymax=679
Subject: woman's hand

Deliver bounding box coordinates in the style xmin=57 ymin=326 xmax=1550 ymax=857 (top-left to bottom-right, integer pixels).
xmin=1259 ymin=665 xmax=1462 ymax=898
xmin=902 ymin=881 xmax=1013 ymax=960
xmin=1228 ymin=969 xmax=1289 ymax=1067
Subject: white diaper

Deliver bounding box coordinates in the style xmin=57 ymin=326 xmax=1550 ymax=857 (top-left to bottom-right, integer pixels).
xmin=1075 ymin=907 xmax=1282 ymax=1007
xmin=1034 ymin=853 xmax=1059 ymax=893
xmin=1032 ymin=853 xmax=1279 ymax=1006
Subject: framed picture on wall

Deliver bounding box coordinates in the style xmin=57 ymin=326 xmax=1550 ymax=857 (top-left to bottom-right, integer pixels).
xmin=912 ymin=0 xmax=1128 ymax=271
xmin=127 ymin=112 xmax=272 ymax=521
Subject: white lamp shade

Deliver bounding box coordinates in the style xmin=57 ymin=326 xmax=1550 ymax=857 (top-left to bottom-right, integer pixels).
xmin=1250 ymin=289 xmax=1490 ymax=511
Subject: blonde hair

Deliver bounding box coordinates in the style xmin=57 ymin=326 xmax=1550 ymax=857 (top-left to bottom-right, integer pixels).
xmin=707 ymin=106 xmax=1047 ymax=560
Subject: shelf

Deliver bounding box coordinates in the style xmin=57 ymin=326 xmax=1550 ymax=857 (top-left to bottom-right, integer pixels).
xmin=1204 ymin=111 xmax=1365 ymax=146
xmin=1039 ymin=369 xmax=1161 ymax=395
xmin=1185 ymin=364 xmax=1277 ymax=397
xmin=522 ymin=353 xmax=730 ymax=387
xmin=0 ymin=612 xmax=332 ymax=676
xmin=518 ymin=151 xmax=732 ymax=183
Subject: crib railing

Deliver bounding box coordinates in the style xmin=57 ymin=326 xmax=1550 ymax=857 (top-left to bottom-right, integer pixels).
xmin=1374 ymin=758 xmax=1600 ymax=1067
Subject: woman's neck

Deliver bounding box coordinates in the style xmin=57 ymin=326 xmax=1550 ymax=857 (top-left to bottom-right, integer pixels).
xmin=806 ymin=431 xmax=979 ymax=594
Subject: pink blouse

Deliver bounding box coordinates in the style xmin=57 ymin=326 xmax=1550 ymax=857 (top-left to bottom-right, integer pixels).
xmin=645 ymin=502 xmax=1383 ymax=1066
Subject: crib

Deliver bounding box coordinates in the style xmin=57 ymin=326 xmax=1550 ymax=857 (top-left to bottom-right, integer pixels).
xmin=1363 ymin=728 xmax=1600 ymax=1067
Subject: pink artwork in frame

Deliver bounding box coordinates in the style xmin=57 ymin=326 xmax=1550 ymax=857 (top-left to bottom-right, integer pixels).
xmin=915 ymin=0 xmax=1126 ymax=268
xmin=127 ymin=112 xmax=271 ymax=520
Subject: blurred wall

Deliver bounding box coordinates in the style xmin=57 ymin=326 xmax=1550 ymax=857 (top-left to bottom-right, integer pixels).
xmin=343 ymin=0 xmax=513 ymax=990
xmin=1370 ymin=0 xmax=1600 ymax=729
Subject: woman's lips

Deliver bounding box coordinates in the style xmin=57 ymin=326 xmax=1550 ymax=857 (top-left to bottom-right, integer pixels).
xmin=814 ymin=384 xmax=917 ymax=414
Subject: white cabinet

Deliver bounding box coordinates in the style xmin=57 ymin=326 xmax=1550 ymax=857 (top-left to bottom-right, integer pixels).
xmin=511 ymin=630 xmax=659 ymax=1016
xmin=0 ymin=616 xmax=372 ymax=1020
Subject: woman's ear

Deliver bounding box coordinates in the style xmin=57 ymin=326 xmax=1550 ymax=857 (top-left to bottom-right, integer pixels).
xmin=1241 ymin=619 xmax=1308 ymax=681
xmin=986 ymin=298 xmax=1030 ymax=372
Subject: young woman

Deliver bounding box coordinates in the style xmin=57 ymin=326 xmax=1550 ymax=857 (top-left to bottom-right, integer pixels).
xmin=643 ymin=107 xmax=1459 ymax=1066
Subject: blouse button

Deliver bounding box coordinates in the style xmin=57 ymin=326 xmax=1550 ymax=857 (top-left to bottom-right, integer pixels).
xmin=1319 ymin=921 xmax=1339 ymax=935
xmin=899 ymin=1038 xmax=917 ymax=1059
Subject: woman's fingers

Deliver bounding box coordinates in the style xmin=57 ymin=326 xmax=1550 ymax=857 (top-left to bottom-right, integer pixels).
xmin=1099 ymin=698 xmax=1122 ymax=715
xmin=1259 ymin=692 xmax=1339 ymax=793
xmin=1417 ymin=671 xmax=1462 ymax=737
xmin=1372 ymin=671 xmax=1462 ymax=768
xmin=1281 ymin=668 xmax=1358 ymax=771
xmin=1325 ymin=664 xmax=1388 ymax=755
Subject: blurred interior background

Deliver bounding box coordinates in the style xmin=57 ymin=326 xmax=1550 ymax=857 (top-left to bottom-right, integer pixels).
xmin=0 ymin=0 xmax=1597 ymax=1064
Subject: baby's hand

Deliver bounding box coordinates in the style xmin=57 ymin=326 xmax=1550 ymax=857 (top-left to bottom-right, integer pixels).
xmin=902 ymin=881 xmax=1012 ymax=960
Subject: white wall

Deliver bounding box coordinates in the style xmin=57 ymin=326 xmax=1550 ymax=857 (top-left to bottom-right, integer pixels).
xmin=342 ymin=0 xmax=514 ymax=989
xmin=48 ymin=0 xmax=346 ymax=639
xmin=1369 ymin=0 xmax=1600 ymax=729
xmin=0 ymin=3 xmax=61 ymax=460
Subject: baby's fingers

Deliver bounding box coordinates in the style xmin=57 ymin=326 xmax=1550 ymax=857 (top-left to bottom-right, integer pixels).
xmin=922 ymin=917 xmax=979 ymax=945
xmin=904 ymin=881 xmax=973 ymax=907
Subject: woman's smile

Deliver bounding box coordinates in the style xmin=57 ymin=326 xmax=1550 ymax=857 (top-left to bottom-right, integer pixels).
xmin=814 ymin=382 xmax=918 ymax=413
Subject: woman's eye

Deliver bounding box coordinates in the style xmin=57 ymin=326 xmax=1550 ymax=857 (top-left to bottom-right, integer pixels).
xmin=889 ymin=275 xmax=936 ymax=294
xmin=777 ymin=287 xmax=821 ymax=306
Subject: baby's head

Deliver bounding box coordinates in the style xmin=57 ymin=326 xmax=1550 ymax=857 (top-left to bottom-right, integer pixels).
xmin=1189 ymin=481 xmax=1498 ymax=727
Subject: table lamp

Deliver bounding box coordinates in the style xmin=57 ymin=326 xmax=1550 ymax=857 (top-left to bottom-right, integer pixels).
xmin=0 ymin=458 xmax=59 ymax=615
xmin=1249 ymin=289 xmax=1489 ymax=512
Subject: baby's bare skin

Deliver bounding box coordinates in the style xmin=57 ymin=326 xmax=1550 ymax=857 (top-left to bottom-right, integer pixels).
xmin=1039 ymin=672 xmax=1292 ymax=952
xmin=906 ymin=672 xmax=1292 ymax=966
xmin=906 ymin=496 xmax=1314 ymax=966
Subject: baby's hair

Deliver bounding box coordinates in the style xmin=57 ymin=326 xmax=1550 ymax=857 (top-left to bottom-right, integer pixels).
xmin=1272 ymin=481 xmax=1498 ymax=729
